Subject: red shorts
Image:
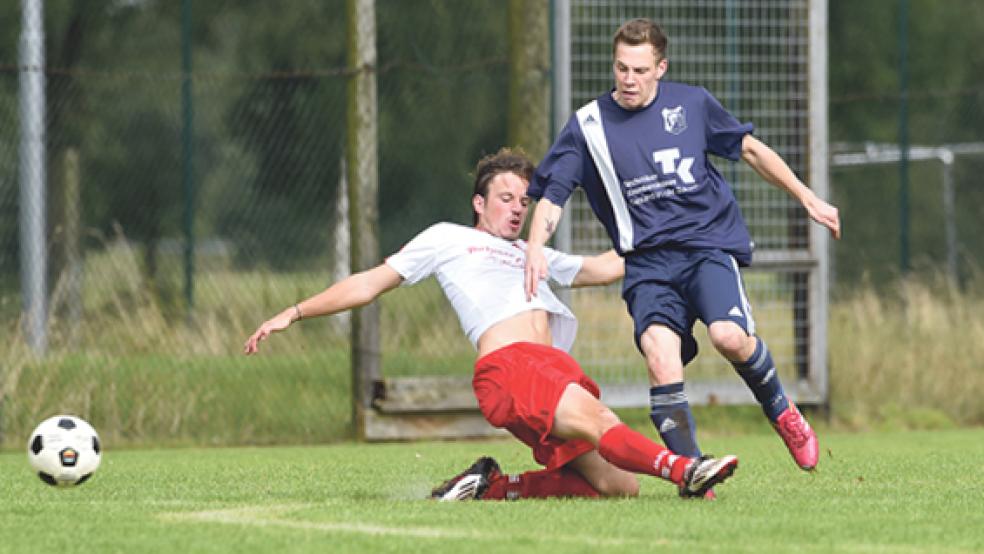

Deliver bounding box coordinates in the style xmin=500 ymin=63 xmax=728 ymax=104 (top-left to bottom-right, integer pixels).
xmin=473 ymin=342 xmax=599 ymax=469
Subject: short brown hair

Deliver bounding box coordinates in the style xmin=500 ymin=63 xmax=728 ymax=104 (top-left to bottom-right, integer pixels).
xmin=613 ymin=18 xmax=668 ymax=61
xmin=472 ymin=147 xmax=534 ymax=225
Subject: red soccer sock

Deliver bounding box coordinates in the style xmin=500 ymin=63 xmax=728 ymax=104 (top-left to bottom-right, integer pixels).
xmin=483 ymin=467 xmax=600 ymax=500
xmin=597 ymin=423 xmax=692 ymax=484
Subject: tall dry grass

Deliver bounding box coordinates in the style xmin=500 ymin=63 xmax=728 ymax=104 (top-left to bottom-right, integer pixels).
xmin=829 ymin=274 xmax=984 ymax=429
xmin=3 ymin=231 xmax=983 ymax=448
xmin=1 ymin=233 xmax=346 ymax=448
xmin=0 ymin=232 xmax=472 ymax=448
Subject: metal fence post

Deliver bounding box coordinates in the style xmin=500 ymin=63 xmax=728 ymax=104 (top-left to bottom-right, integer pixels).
xmin=19 ymin=0 xmax=47 ymax=356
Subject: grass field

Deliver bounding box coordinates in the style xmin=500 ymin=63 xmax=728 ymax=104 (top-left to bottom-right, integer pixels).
xmin=2 ymin=427 xmax=983 ymax=553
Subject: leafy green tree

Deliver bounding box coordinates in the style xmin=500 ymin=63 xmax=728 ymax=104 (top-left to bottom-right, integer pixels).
xmin=375 ymin=0 xmax=509 ymax=254
xmin=829 ymin=0 xmax=984 ymax=287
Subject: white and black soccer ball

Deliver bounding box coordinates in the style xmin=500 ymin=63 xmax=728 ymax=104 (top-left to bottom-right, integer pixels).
xmin=27 ymin=415 xmax=102 ymax=487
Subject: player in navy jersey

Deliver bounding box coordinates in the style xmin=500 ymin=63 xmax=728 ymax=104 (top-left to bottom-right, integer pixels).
xmin=523 ymin=18 xmax=841 ymax=485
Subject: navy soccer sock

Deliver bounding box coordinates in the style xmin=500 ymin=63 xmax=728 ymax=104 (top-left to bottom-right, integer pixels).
xmin=733 ymin=337 xmax=789 ymax=422
xmin=649 ymin=382 xmax=702 ymax=458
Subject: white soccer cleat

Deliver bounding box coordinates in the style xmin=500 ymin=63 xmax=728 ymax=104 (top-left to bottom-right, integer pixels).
xmin=430 ymin=456 xmax=501 ymax=501
xmin=680 ymin=454 xmax=738 ymax=498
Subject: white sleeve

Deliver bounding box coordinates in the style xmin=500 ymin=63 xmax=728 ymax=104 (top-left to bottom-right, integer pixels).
xmin=544 ymin=246 xmax=584 ymax=287
xmin=385 ymin=223 xmax=445 ymax=285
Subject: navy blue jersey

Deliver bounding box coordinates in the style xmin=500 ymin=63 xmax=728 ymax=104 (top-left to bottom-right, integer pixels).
xmin=530 ymin=81 xmax=755 ymax=265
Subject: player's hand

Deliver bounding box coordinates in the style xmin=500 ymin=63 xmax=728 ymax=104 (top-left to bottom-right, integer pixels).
xmin=243 ymin=312 xmax=293 ymax=355
xmin=524 ymin=244 xmax=549 ymax=301
xmin=805 ymin=196 xmax=841 ymax=239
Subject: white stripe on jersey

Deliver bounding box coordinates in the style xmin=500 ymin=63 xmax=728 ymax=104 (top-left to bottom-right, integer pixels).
xmin=576 ymin=100 xmax=635 ymax=253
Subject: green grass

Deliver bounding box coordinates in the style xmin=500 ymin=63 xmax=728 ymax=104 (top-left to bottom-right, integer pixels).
xmin=2 ymin=427 xmax=983 ymax=553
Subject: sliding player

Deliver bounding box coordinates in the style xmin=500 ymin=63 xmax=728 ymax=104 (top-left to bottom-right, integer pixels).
xmin=245 ymin=148 xmax=738 ymax=500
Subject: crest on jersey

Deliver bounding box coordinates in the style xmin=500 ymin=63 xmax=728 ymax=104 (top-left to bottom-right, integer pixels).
xmin=662 ymin=105 xmax=687 ymax=135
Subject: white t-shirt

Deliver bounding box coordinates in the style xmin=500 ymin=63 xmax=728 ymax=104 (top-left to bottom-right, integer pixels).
xmin=386 ymin=222 xmax=583 ymax=352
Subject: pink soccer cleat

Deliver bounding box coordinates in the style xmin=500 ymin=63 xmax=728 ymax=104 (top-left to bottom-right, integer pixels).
xmin=773 ymin=403 xmax=819 ymax=470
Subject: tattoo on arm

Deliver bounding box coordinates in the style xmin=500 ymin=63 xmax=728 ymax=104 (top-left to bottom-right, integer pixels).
xmin=545 ymin=218 xmax=556 ymax=235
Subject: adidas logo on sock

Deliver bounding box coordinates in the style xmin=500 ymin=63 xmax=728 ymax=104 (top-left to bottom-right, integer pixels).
xmin=660 ymin=418 xmax=678 ymax=433
xmin=759 ymin=368 xmax=776 ymax=385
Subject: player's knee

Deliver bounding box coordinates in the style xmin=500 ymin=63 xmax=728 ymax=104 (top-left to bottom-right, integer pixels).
xmin=708 ymin=322 xmax=750 ymax=359
xmin=593 ymin=472 xmax=640 ymax=497
xmin=569 ymin=403 xmax=621 ymax=443
xmin=643 ymin=346 xmax=673 ymax=369
xmin=595 ymin=405 xmax=621 ymax=432
xmin=555 ymin=384 xmax=622 ymax=443
xmin=640 ymin=328 xmax=684 ymax=382
xmin=644 ymin=353 xmax=684 ymax=384
xmin=620 ymin=475 xmax=641 ymax=497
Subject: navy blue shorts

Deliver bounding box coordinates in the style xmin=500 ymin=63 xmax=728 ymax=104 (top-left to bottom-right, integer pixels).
xmin=621 ymin=248 xmax=755 ymax=365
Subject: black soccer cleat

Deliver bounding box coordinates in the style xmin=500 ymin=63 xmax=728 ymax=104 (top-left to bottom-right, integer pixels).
xmin=430 ymin=456 xmax=501 ymax=501
xmin=679 ymin=454 xmax=738 ymax=498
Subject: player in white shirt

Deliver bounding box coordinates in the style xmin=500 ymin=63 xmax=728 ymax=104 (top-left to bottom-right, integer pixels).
xmin=244 ymin=148 xmax=737 ymax=500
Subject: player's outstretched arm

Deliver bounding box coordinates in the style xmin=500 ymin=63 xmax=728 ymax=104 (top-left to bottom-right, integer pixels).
xmin=524 ymin=197 xmax=565 ymax=300
xmin=741 ymin=134 xmax=841 ymax=239
xmin=243 ymin=264 xmax=403 ymax=355
xmin=572 ymin=250 xmax=624 ymax=288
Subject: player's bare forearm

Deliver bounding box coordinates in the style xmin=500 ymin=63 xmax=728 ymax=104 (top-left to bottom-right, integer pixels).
xmin=572 ymin=250 xmax=624 ymax=287
xmin=741 ymin=135 xmax=806 ymax=200
xmin=296 ymin=265 xmax=402 ymax=319
xmin=741 ymin=134 xmax=841 ymax=239
xmin=244 ymin=265 xmax=402 ymax=354
xmin=528 ymin=198 xmax=564 ymax=248
xmin=523 ymin=198 xmax=565 ymax=300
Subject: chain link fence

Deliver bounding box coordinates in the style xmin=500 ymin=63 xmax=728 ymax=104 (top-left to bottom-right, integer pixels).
xmin=0 ymin=0 xmax=505 ymax=446
xmin=563 ymin=0 xmax=819 ymax=402
xmin=826 ymin=0 xmax=984 ymax=292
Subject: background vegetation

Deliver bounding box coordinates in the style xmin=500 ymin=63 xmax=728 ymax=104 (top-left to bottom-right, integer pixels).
xmin=2 ymin=262 xmax=981 ymax=448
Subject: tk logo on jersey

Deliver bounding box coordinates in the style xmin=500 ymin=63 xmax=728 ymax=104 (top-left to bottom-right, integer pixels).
xmin=662 ymin=105 xmax=687 ymax=135
xmin=652 ymin=147 xmax=695 ymax=184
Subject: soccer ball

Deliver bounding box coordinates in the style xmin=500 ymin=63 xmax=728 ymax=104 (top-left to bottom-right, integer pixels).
xmin=27 ymin=415 xmax=102 ymax=486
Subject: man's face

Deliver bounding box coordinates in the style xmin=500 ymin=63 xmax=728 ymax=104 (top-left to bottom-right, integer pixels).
xmin=612 ymin=41 xmax=667 ymax=110
xmin=473 ymin=172 xmax=530 ymax=240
